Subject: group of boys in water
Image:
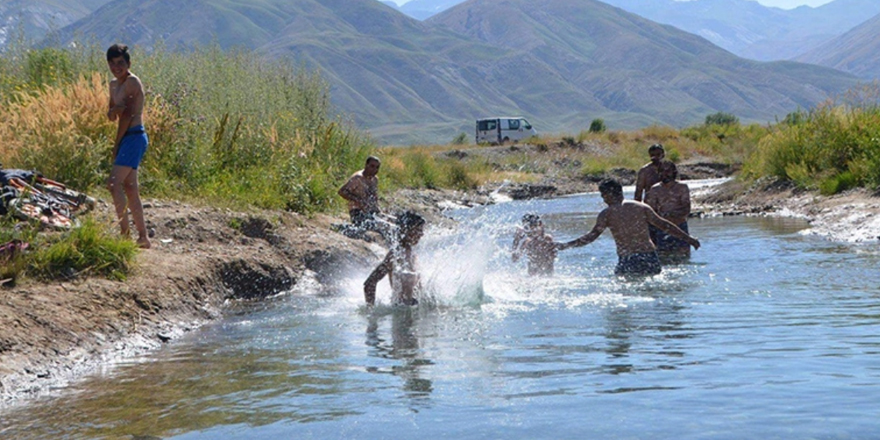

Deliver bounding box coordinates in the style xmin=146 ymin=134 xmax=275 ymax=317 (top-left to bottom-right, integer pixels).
xmin=106 ymin=42 xmax=697 ymax=308
xmin=341 ymin=144 xmax=701 ymax=307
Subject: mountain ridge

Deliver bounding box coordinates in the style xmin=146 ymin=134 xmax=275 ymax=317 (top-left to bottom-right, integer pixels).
xmin=795 ymin=12 xmax=880 ymax=79
xmin=43 ymin=0 xmax=862 ymax=144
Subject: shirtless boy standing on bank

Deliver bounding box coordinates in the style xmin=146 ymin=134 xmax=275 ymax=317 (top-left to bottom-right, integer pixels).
xmin=634 ymin=144 xmax=665 ymax=202
xmin=645 ymin=161 xmax=692 ymax=262
xmin=556 ymin=179 xmax=700 ymax=276
xmin=106 ymin=44 xmax=150 ymax=249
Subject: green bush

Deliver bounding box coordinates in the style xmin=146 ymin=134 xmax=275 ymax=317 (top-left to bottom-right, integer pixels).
xmin=589 ymin=118 xmax=606 ymax=133
xmin=451 ymin=132 xmax=468 ymax=145
xmin=705 ymin=112 xmax=739 ymax=126
xmin=744 ymin=100 xmax=880 ymax=192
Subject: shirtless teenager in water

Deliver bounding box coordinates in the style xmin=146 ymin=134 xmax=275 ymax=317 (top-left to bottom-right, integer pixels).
xmin=512 ymin=213 xmax=558 ymax=276
xmin=557 ymin=179 xmax=700 ymax=276
xmin=634 ymin=143 xmax=665 ymax=202
xmin=645 ymin=161 xmax=692 ymax=262
xmin=106 ymin=44 xmax=150 ymax=249
xmin=364 ymin=211 xmax=426 ymax=306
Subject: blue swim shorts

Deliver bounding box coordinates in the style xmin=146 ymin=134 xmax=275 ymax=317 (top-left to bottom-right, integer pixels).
xmin=114 ymin=125 xmax=148 ymax=169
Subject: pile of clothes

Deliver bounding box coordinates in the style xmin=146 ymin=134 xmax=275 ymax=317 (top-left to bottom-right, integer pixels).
xmin=0 ymin=166 xmax=95 ymax=229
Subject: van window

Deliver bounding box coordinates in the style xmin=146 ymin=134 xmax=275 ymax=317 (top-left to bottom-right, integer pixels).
xmin=478 ymin=120 xmax=497 ymax=131
xmin=522 ymin=119 xmax=532 ymax=130
xmin=509 ymin=119 xmax=520 ymax=130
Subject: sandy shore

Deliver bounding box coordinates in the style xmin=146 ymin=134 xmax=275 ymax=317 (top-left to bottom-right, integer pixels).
xmin=2 ymin=171 xmax=878 ymax=405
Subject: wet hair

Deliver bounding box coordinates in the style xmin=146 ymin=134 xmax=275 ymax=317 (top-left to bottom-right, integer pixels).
xmin=396 ymin=210 xmax=425 ymax=231
xmin=106 ymin=44 xmax=130 ymax=63
xmin=365 ymin=156 xmax=380 ymax=166
xmin=521 ymin=213 xmax=540 ymax=227
xmin=660 ymin=160 xmax=678 ymax=179
xmin=598 ymin=179 xmax=623 ymax=198
xmin=648 ymin=143 xmax=665 ymax=153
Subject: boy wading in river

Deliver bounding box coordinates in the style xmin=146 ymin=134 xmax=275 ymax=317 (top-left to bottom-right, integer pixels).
xmin=106 ymin=44 xmax=150 ymax=249
xmin=557 ymin=179 xmax=700 ymax=276
xmin=364 ymin=212 xmax=426 ymax=306
xmin=512 ymin=213 xmax=558 ymax=276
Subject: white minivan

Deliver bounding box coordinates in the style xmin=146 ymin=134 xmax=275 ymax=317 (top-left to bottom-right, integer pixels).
xmin=475 ymin=117 xmax=537 ymax=144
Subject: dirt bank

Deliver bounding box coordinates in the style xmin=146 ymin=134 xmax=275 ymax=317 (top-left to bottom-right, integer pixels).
xmin=0 ymin=184 xmax=506 ymax=404
xmin=692 ymin=177 xmax=880 ymax=243
xmin=0 ymin=201 xmax=385 ymax=403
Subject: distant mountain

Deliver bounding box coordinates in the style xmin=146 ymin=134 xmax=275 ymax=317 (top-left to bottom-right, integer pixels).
xmin=49 ymin=0 xmax=859 ymax=144
xmin=599 ymin=0 xmax=880 ymax=61
xmin=399 ymin=0 xmax=464 ymax=20
xmin=47 ymin=0 xmax=310 ymax=50
xmin=795 ymin=12 xmax=880 ymax=80
xmin=0 ymin=0 xmax=110 ymax=48
xmin=394 ymin=0 xmax=880 ymax=62
xmin=427 ymin=0 xmax=857 ymax=127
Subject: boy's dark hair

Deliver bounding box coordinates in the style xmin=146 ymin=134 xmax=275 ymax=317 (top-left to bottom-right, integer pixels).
xmin=366 ymin=156 xmax=380 ymax=166
xmin=648 ymin=143 xmax=664 ymax=153
xmin=106 ymin=44 xmax=130 ymax=63
xmin=521 ymin=213 xmax=540 ymax=227
xmin=660 ymin=160 xmax=678 ymax=179
xmin=396 ymin=210 xmax=425 ymax=231
xmin=598 ymin=179 xmax=623 ymax=198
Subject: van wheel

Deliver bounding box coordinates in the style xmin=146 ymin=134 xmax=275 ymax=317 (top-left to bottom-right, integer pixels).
xmin=502 ymin=137 xmax=510 ymax=144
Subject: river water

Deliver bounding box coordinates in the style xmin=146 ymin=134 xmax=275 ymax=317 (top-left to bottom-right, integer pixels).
xmin=3 ymin=182 xmax=880 ymax=439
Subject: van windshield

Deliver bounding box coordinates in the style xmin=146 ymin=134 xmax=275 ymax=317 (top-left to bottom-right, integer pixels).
xmin=522 ymin=119 xmax=532 ymax=130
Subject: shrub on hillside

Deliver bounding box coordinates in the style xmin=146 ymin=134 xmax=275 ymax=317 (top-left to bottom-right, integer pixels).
xmin=451 ymin=132 xmax=468 ymax=145
xmin=705 ymin=112 xmax=739 ymax=126
xmin=589 ymin=118 xmax=606 ymax=133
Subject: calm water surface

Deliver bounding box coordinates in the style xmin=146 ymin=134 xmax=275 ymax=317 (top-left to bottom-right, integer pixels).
xmin=3 ymin=184 xmax=880 ymax=439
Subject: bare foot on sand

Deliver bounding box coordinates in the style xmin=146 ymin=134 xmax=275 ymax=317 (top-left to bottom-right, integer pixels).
xmin=137 ymin=236 xmax=151 ymax=249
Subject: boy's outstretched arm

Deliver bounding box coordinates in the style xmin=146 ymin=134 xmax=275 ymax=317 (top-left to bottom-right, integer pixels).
xmin=647 ymin=209 xmax=700 ymax=250
xmin=363 ymin=254 xmax=392 ymax=305
xmin=511 ymin=227 xmax=525 ymax=262
xmin=557 ymin=212 xmax=607 ymax=251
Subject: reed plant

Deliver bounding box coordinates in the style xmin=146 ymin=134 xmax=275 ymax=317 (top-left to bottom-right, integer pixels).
xmin=0 ymin=44 xmax=373 ymax=213
xmin=744 ymin=88 xmax=880 ymax=194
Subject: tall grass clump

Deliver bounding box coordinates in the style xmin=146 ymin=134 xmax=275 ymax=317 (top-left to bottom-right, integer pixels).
xmin=0 ymin=216 xmax=137 ymax=283
xmin=745 ymin=90 xmax=880 ymax=194
xmin=0 ymin=44 xmax=373 ymax=213
xmin=28 ymin=217 xmax=137 ymax=281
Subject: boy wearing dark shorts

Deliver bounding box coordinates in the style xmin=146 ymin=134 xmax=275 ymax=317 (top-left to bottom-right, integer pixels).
xmin=557 ymin=179 xmax=700 ymax=276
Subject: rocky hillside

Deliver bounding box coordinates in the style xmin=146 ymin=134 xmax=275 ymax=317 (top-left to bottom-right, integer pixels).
xmin=46 ymin=0 xmax=860 ymax=144
xmin=0 ymin=0 xmax=110 ymax=48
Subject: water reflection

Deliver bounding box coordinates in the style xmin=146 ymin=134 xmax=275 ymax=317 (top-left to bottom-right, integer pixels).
xmin=365 ymin=308 xmax=434 ymax=401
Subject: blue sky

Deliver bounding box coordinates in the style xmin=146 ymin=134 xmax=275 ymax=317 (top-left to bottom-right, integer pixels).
xmin=389 ymin=0 xmax=836 ymax=9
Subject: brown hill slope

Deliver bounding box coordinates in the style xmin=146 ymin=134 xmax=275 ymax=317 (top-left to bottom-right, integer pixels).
xmin=795 ymin=12 xmax=880 ymax=80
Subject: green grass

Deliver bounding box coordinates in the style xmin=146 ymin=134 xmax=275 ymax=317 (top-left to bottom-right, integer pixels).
xmin=744 ymin=89 xmax=880 ymax=194
xmin=0 ymin=216 xmax=136 ymax=284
